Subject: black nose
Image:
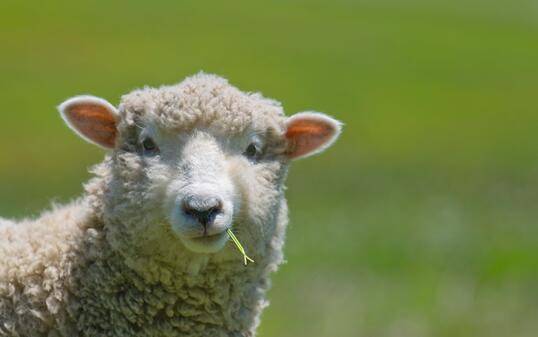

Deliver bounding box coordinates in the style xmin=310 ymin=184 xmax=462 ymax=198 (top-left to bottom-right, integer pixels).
xmin=182 ymin=197 xmax=223 ymax=227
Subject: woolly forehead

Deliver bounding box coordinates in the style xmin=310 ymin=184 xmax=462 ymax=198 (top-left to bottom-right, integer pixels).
xmin=117 ymin=83 xmax=286 ymax=138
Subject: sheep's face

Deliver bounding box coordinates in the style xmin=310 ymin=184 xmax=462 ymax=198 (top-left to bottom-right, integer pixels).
xmin=59 ymin=74 xmax=341 ymax=261
xmin=116 ymin=125 xmax=289 ymax=255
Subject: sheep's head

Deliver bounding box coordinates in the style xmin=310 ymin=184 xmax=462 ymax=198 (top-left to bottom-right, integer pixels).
xmin=59 ymin=74 xmax=341 ymax=265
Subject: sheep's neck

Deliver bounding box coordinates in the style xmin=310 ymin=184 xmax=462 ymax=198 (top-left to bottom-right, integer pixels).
xmin=72 ymin=236 xmax=267 ymax=337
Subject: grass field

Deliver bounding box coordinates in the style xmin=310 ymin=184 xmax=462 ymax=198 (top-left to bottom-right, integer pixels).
xmin=1 ymin=1 xmax=538 ymax=336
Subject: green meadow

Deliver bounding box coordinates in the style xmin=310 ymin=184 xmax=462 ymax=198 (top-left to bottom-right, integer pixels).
xmin=1 ymin=1 xmax=537 ymax=336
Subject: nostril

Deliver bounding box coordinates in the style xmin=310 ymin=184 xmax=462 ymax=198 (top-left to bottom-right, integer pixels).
xmin=182 ymin=198 xmax=223 ymax=227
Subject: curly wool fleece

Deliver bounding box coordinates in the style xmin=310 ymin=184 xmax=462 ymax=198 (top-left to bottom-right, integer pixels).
xmin=0 ymin=73 xmax=341 ymax=337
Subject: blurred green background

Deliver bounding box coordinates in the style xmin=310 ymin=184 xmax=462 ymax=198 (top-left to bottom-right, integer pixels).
xmin=1 ymin=0 xmax=538 ymax=336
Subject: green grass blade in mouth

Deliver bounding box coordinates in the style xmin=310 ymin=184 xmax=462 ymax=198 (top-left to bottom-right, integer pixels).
xmin=227 ymin=228 xmax=255 ymax=265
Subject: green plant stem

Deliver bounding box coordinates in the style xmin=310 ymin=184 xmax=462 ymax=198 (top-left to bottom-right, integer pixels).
xmin=227 ymin=228 xmax=255 ymax=265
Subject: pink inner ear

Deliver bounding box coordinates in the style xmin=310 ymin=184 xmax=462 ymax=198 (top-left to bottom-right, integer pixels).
xmin=285 ymin=118 xmax=335 ymax=159
xmin=64 ymin=103 xmax=117 ymax=148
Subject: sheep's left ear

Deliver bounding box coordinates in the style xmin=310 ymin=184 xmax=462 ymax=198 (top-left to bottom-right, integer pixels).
xmin=285 ymin=112 xmax=342 ymax=160
xmin=58 ymin=95 xmax=119 ymax=149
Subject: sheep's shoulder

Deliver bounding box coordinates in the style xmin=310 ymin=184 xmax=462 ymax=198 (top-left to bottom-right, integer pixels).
xmin=0 ymin=200 xmax=98 ymax=336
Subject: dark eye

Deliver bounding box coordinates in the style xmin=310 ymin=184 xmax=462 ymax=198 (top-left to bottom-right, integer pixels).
xmin=142 ymin=137 xmax=159 ymax=155
xmin=244 ymin=143 xmax=259 ymax=160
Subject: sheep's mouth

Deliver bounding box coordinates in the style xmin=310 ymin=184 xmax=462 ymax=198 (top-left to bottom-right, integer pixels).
xmin=179 ymin=230 xmax=229 ymax=253
xmin=189 ymin=231 xmax=227 ymax=242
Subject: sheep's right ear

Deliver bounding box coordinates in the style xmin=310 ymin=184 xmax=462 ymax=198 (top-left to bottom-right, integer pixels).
xmin=58 ymin=96 xmax=119 ymax=149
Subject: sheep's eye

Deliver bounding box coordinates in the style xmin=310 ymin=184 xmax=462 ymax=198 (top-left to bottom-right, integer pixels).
xmin=244 ymin=143 xmax=259 ymax=160
xmin=142 ymin=137 xmax=159 ymax=155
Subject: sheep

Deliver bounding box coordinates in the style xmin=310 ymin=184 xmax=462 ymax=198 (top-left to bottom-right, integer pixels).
xmin=0 ymin=73 xmax=342 ymax=337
